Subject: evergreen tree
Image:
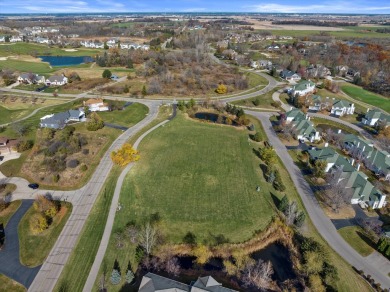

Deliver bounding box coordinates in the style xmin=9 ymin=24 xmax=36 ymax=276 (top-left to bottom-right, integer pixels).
xmin=295 ymin=211 xmax=306 ymax=227
xmin=125 ymin=269 xmax=134 ymax=284
xmin=102 ymin=69 xmax=112 ymax=79
xmin=142 ymin=85 xmax=147 ymax=96
xmin=110 ymin=269 xmax=121 ymax=285
xmin=278 ymin=195 xmax=289 ymax=213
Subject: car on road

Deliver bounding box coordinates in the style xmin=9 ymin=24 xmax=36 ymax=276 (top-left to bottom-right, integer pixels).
xmin=28 ymin=183 xmax=39 ymax=190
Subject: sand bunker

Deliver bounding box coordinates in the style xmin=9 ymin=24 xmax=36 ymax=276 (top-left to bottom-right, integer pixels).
xmin=63 ymin=49 xmax=78 ymax=52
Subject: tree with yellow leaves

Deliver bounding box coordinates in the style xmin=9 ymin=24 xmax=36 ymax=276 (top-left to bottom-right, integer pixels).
xmin=215 ymin=83 xmax=227 ymax=94
xmin=111 ymin=143 xmax=140 ymax=166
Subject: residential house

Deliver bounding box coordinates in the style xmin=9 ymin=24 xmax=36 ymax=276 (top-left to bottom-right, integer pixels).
xmin=83 ymin=98 xmax=109 ymax=112
xmin=10 ymin=36 xmax=22 ymax=42
xmin=0 ymin=36 xmax=5 ymax=42
xmin=0 ymin=137 xmax=18 ymax=154
xmin=18 ymin=73 xmax=45 ymax=84
xmin=362 ymin=109 xmax=390 ymax=128
xmin=46 ymin=75 xmax=68 ymax=86
xmin=280 ymin=70 xmax=301 ymax=82
xmin=307 ymin=95 xmax=326 ymax=112
xmin=365 ymin=149 xmax=390 ymax=181
xmin=284 ymin=109 xmax=321 ymax=142
xmin=40 ymin=110 xmax=85 ymax=129
xmin=330 ymin=99 xmax=355 ymax=117
xmin=306 ymin=64 xmax=331 ymax=78
xmin=308 ymin=147 xmax=356 ymax=173
xmin=347 ymin=68 xmax=360 ymax=78
xmin=291 ymin=80 xmax=316 ymax=96
xmin=34 ymin=37 xmax=49 ymax=44
xmin=138 ymin=273 xmax=237 ymax=292
xmin=336 ymin=65 xmax=349 ymax=77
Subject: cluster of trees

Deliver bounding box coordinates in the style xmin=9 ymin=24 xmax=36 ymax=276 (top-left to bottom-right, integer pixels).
xmin=86 ymin=112 xmax=104 ymax=131
xmin=100 ymin=259 xmax=134 ymax=289
xmin=278 ymin=195 xmax=306 ymax=227
xmin=0 ymin=69 xmax=16 ymax=86
xmin=297 ymin=236 xmax=339 ymax=291
xmin=377 ymin=237 xmax=390 ymax=259
xmin=111 ymin=143 xmax=140 ymax=166
xmin=259 ymin=145 xmax=286 ymax=192
xmin=31 ymin=195 xmax=60 ymax=233
xmin=272 ymin=20 xmax=357 ymax=27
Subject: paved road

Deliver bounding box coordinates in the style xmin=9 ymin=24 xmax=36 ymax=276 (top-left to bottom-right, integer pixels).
xmin=27 ymin=102 xmax=159 ymax=292
xmin=247 ymin=110 xmax=390 ymax=289
xmin=0 ymin=200 xmax=41 ymax=288
xmin=83 ymin=119 xmax=170 ymax=291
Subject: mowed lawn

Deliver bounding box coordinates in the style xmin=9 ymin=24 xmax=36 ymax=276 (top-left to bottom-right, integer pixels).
xmin=98 ymin=103 xmax=149 ymax=127
xmin=0 ymin=59 xmax=54 ymax=74
xmin=338 ymin=226 xmax=375 ymax=257
xmin=0 ymin=274 xmax=25 ymax=292
xmin=341 ymin=84 xmax=390 ymax=113
xmin=118 ymin=115 xmax=275 ymax=243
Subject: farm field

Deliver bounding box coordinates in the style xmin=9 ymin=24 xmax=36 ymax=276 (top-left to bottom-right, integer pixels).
xmin=341 ymin=84 xmax=390 ymax=113
xmin=266 ymin=28 xmax=390 ymax=38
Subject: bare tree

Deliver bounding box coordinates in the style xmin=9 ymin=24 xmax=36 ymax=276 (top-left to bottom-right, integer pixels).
xmin=323 ymin=168 xmax=352 ymax=212
xmin=138 ymin=222 xmax=158 ymax=255
xmin=242 ymin=259 xmax=274 ymax=290
xmin=165 ymin=257 xmax=180 ymax=277
xmin=125 ymin=224 xmax=138 ymax=244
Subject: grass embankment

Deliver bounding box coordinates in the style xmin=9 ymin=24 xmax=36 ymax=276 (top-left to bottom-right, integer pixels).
xmin=0 ymin=274 xmax=26 ymax=292
xmin=338 ymin=226 xmax=375 ymax=257
xmin=0 ymin=59 xmax=54 ymax=74
xmin=0 ymin=43 xmax=100 ymax=57
xmin=54 ymin=166 xmax=121 ymax=292
xmin=232 ymin=87 xmax=283 ymax=109
xmin=18 ymin=202 xmax=72 ymax=267
xmin=0 ymin=200 xmax=22 ymax=227
xmin=341 ymin=84 xmax=390 ymax=113
xmin=99 ymin=103 xmax=149 ymax=127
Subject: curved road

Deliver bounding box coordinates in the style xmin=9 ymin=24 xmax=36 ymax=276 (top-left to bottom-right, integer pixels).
xmin=247 ymin=111 xmax=390 ymax=289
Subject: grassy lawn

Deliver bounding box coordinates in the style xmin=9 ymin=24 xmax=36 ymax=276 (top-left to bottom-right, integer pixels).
xmin=311 ymin=117 xmax=360 ymax=136
xmin=0 ymin=200 xmax=22 ymax=227
xmin=18 ymin=202 xmax=72 ymax=267
xmin=232 ymin=87 xmax=283 ymax=109
xmin=338 ymin=226 xmax=375 ymax=257
xmin=99 ymin=103 xmax=149 ymax=127
xmin=0 ymin=43 xmax=100 ymax=57
xmin=245 ymin=71 xmax=269 ymax=88
xmin=0 ymin=274 xmax=26 ymax=292
xmin=0 ymin=59 xmax=54 ymax=74
xmin=54 ymin=166 xmax=122 ymax=292
xmin=341 ymin=84 xmax=390 ymax=113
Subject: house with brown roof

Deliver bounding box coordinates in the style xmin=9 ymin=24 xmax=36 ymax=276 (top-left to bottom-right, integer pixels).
xmin=83 ymin=98 xmax=109 ymax=112
xmin=0 ymin=137 xmax=18 ymax=154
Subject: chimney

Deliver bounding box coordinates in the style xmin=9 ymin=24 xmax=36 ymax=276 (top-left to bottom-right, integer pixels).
xmin=367 ymin=108 xmax=370 ymax=113
xmin=325 ymin=142 xmax=329 ymax=147
xmin=356 ymin=163 xmax=361 ymax=171
xmin=338 ymin=129 xmax=342 ymax=134
xmin=350 ymin=158 xmax=355 ymax=166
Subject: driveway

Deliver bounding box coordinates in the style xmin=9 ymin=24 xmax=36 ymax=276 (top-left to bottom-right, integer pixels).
xmin=247 ymin=110 xmax=390 ymax=289
xmin=0 ymin=200 xmax=41 ymax=288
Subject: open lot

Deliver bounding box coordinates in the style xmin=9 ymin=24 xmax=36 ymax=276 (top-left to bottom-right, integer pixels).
xmin=341 ymin=84 xmax=390 ymax=113
xmin=99 ymin=103 xmax=149 ymax=127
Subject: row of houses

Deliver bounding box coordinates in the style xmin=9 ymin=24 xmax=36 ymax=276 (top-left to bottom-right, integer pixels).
xmin=306 ymin=95 xmax=355 ymax=117
xmin=80 ymin=39 xmax=150 ymax=50
xmin=308 ymin=145 xmax=387 ymax=209
xmin=284 ymin=108 xmax=321 ymax=142
xmin=18 ymin=73 xmax=68 ymax=86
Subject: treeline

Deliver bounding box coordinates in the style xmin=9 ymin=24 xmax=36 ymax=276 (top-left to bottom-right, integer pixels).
xmin=376 ymin=28 xmax=390 ymax=34
xmin=272 ymin=20 xmax=357 ymax=27
xmin=212 ymin=19 xmax=254 ymax=25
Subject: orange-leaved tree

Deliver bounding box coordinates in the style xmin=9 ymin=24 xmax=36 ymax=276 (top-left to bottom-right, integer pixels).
xmin=111 ymin=143 xmax=140 ymax=166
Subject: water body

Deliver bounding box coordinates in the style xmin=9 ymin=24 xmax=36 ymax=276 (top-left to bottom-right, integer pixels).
xmin=39 ymin=55 xmax=94 ymax=66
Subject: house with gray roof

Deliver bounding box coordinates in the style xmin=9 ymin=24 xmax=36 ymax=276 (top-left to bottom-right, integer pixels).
xmin=362 ymin=109 xmax=390 ymax=128
xmin=330 ymin=99 xmax=355 ymax=117
xmin=138 ymin=273 xmax=237 ymax=292
xmin=46 ymin=75 xmax=68 ymax=86
xmin=40 ymin=109 xmax=85 ymax=129
xmin=18 ymin=73 xmax=45 ymax=84
xmin=280 ymin=70 xmax=301 ymax=82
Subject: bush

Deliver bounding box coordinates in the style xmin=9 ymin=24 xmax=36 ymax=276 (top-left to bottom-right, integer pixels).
xmin=110 ymin=269 xmax=121 ymax=285
xmin=102 ymin=69 xmax=112 ymax=79
xmin=82 ymin=148 xmax=89 ymax=155
xmin=31 ymin=213 xmax=49 ymax=233
xmin=252 ymin=132 xmax=262 ymax=142
xmin=111 ymin=144 xmax=140 ymax=166
xmin=125 ymin=269 xmax=134 ymax=284
xmin=16 ymin=140 xmax=34 ymax=152
xmin=252 ymin=99 xmax=260 ymax=106
xmin=215 ymin=83 xmax=227 ymax=94
xmin=86 ymin=112 xmax=104 ymax=131
xmin=0 ymin=198 xmax=9 ymax=212
xmin=80 ymin=164 xmax=88 ymax=172
xmin=53 ymin=174 xmax=60 ymax=183
xmin=273 ymin=169 xmax=286 ymax=191
xmin=67 ymin=159 xmax=79 ymax=168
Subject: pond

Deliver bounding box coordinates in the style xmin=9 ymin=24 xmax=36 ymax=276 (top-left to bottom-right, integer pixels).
xmin=251 ymin=243 xmax=296 ymax=282
xmin=39 ymin=55 xmax=94 ymax=66
xmin=194 ymin=112 xmax=238 ymax=126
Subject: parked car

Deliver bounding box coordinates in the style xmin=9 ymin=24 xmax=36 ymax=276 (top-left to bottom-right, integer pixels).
xmin=28 ymin=183 xmax=39 ymax=190
xmin=35 ymin=85 xmax=48 ymax=92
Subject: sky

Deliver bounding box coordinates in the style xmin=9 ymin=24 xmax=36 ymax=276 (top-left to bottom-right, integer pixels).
xmin=1 ymin=0 xmax=390 ymax=14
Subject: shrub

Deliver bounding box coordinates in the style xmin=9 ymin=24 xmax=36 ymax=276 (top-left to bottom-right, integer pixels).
xmin=215 ymin=83 xmax=227 ymax=94
xmin=295 ymin=211 xmax=306 ymax=227
xmin=252 ymin=99 xmax=260 ymax=106
xmin=82 ymin=148 xmax=89 ymax=155
xmin=80 ymin=164 xmax=88 ymax=172
xmin=86 ymin=112 xmax=104 ymax=131
xmin=31 ymin=213 xmax=49 ymax=233
xmin=111 ymin=144 xmax=140 ymax=166
xmin=110 ymin=269 xmax=121 ymax=285
xmin=278 ymin=195 xmax=289 ymax=213
xmin=67 ymin=159 xmax=79 ymax=168
xmin=252 ymin=132 xmax=262 ymax=142
xmin=53 ymin=174 xmax=60 ymax=183
xmin=16 ymin=140 xmax=34 ymax=152
xmin=273 ymin=169 xmax=286 ymax=191
xmin=125 ymin=269 xmax=134 ymax=284
xmin=0 ymin=198 xmax=9 ymax=212
xmin=102 ymin=69 xmax=112 ymax=79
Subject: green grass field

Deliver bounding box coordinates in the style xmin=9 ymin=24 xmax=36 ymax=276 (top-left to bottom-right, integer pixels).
xmin=18 ymin=202 xmax=72 ymax=267
xmin=98 ymin=103 xmax=149 ymax=127
xmin=117 ymin=114 xmax=276 ymax=243
xmin=232 ymin=87 xmax=283 ymax=109
xmin=0 ymin=43 xmax=100 ymax=57
xmin=267 ymin=28 xmax=390 ymax=39
xmin=338 ymin=226 xmax=375 ymax=257
xmin=0 ymin=59 xmax=54 ymax=74
xmin=341 ymin=84 xmax=390 ymax=113
xmin=54 ymin=166 xmax=121 ymax=292
xmin=0 ymin=274 xmax=26 ymax=292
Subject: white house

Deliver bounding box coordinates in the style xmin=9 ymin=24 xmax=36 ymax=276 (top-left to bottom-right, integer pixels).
xmin=291 ymin=80 xmax=316 ymax=96
xmin=10 ymin=36 xmax=22 ymax=42
xmin=46 ymin=75 xmax=68 ymax=86
xmin=280 ymin=70 xmax=301 ymax=82
xmin=18 ymin=73 xmax=45 ymax=84
xmin=330 ymin=100 xmax=355 ymax=117
xmin=0 ymin=36 xmax=5 ymax=42
xmin=83 ymin=98 xmax=109 ymax=112
xmin=362 ymin=109 xmax=390 ymax=127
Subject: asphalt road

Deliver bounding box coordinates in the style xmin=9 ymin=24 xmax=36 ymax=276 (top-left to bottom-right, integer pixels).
xmin=0 ymin=200 xmax=41 ymax=288
xmin=247 ymin=110 xmax=390 ymax=289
